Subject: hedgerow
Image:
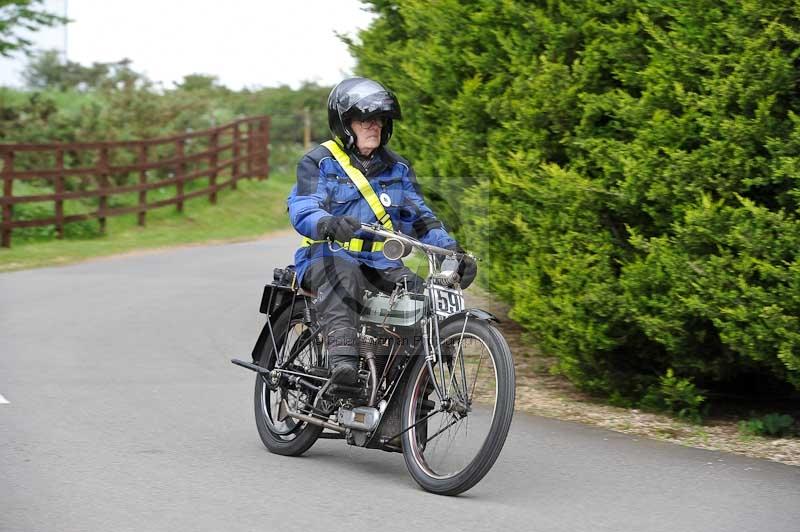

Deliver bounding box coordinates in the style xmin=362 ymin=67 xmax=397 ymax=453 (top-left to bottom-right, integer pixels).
xmin=349 ymin=0 xmax=800 ymax=397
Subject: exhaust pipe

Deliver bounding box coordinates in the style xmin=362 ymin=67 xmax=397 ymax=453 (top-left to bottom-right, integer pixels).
xmin=364 ymin=352 xmax=379 ymax=407
xmin=279 ymin=399 xmax=346 ymax=433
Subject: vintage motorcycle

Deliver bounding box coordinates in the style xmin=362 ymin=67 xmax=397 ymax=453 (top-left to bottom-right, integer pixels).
xmin=232 ymin=223 xmax=515 ymax=495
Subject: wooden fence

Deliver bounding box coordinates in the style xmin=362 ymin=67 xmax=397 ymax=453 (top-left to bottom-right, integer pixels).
xmin=0 ymin=116 xmax=270 ymax=247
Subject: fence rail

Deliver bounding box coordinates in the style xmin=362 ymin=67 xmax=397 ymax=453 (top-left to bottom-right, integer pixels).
xmin=0 ymin=116 xmax=270 ymax=247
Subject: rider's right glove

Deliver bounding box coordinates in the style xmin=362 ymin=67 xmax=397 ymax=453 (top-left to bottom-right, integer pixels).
xmin=445 ymin=243 xmax=478 ymax=289
xmin=317 ymin=215 xmax=360 ymax=242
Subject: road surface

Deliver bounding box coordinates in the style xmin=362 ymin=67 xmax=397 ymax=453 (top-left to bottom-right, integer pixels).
xmin=2 ymin=234 xmax=799 ymax=532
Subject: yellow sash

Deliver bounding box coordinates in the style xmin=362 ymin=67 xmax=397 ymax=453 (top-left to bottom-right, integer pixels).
xmin=300 ymin=140 xmax=394 ymax=251
xmin=321 ymin=140 xmax=393 ymax=230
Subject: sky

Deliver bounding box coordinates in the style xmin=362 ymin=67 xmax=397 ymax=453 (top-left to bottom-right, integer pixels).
xmin=0 ymin=0 xmax=377 ymax=89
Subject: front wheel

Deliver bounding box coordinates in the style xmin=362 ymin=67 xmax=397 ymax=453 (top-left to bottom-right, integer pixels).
xmin=401 ymin=317 xmax=515 ymax=495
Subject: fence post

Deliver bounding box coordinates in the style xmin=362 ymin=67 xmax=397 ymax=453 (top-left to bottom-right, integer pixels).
xmin=255 ymin=121 xmax=262 ymax=177
xmin=175 ymin=139 xmax=185 ymax=213
xmin=246 ymin=122 xmax=254 ymax=178
xmin=2 ymin=151 xmax=14 ymax=248
xmin=232 ymin=123 xmax=240 ymax=190
xmin=256 ymin=119 xmax=267 ymax=179
xmin=209 ymin=131 xmax=218 ymax=205
xmin=98 ymin=147 xmax=109 ymax=234
xmin=55 ymin=148 xmax=65 ymax=239
xmin=138 ymin=145 xmax=148 ymax=226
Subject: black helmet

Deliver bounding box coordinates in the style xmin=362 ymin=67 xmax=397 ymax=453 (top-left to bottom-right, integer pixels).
xmin=327 ymin=77 xmax=402 ymax=151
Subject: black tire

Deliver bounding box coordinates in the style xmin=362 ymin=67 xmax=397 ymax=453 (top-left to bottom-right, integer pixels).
xmin=254 ymin=306 xmax=324 ymax=456
xmin=400 ymin=318 xmax=515 ymax=495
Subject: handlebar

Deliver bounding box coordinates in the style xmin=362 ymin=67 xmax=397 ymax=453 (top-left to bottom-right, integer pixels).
xmin=358 ymin=223 xmax=458 ymax=257
xmin=358 ymin=222 xmax=478 ymax=286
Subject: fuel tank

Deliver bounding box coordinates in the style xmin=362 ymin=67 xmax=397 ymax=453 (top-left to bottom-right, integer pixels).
xmin=359 ymin=292 xmax=426 ymax=327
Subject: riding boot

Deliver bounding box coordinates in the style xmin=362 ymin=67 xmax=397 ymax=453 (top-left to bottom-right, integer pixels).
xmin=327 ymin=327 xmax=359 ymax=386
xmin=328 ymin=349 xmax=359 ymax=385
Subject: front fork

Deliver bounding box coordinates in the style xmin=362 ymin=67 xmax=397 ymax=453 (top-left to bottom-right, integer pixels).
xmin=421 ymin=283 xmax=470 ymax=408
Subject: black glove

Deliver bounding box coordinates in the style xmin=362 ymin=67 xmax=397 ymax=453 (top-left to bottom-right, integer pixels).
xmin=445 ymin=243 xmax=478 ymax=289
xmin=317 ymin=215 xmax=360 ymax=242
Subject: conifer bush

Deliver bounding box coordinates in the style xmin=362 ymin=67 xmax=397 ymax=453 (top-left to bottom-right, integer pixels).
xmin=349 ymin=0 xmax=800 ymax=397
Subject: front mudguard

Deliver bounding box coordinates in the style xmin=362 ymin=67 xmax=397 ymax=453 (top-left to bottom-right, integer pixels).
xmin=438 ymin=308 xmax=499 ymax=330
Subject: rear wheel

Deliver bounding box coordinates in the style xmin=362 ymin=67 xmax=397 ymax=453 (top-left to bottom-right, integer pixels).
xmin=401 ymin=318 xmax=515 ymax=495
xmin=254 ymin=307 xmax=325 ymax=456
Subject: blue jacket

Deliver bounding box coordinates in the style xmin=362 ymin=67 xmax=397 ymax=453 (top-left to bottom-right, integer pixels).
xmin=287 ymin=143 xmax=457 ymax=285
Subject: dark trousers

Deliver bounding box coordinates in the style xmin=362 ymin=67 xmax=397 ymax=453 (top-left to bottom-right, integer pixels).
xmin=301 ymin=256 xmax=424 ymax=358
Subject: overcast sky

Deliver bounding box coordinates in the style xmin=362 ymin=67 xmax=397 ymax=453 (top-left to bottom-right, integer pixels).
xmin=0 ymin=0 xmax=376 ymax=89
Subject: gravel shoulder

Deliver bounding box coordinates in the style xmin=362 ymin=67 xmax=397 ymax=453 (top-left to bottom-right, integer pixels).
xmin=465 ymin=287 xmax=800 ymax=467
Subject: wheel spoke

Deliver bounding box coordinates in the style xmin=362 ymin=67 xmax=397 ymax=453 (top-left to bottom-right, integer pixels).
xmin=257 ymin=313 xmax=325 ymax=440
xmin=406 ymin=329 xmax=502 ymax=482
xmin=468 ymin=352 xmax=485 ymax=405
xmin=426 ymin=414 xmax=460 ymax=444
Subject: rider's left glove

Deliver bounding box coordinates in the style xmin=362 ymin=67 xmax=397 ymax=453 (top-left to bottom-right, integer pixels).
xmin=445 ymin=243 xmax=478 ymax=289
xmin=317 ymin=215 xmax=360 ymax=242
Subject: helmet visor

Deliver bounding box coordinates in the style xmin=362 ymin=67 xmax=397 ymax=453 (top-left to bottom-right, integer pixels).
xmin=340 ymin=80 xmax=401 ymax=120
xmin=350 ymin=92 xmax=401 ymax=120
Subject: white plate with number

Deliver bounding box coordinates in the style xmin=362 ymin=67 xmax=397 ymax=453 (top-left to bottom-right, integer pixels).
xmin=431 ymin=285 xmax=464 ymax=318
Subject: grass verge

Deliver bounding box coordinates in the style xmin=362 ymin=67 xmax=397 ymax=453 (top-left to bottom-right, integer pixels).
xmin=0 ymin=172 xmax=295 ymax=272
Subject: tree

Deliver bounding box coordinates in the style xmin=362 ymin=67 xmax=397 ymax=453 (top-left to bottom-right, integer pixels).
xmin=174 ymin=74 xmax=227 ymax=92
xmin=21 ymin=50 xmax=147 ymax=91
xmin=21 ymin=48 xmax=74 ymax=88
xmin=0 ymin=0 xmax=66 ymax=57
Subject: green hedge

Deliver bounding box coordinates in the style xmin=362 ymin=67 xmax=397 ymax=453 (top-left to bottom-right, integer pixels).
xmin=349 ymin=0 xmax=800 ymax=397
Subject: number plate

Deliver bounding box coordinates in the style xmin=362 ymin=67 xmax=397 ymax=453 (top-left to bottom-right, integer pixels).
xmin=431 ymin=285 xmax=464 ymax=318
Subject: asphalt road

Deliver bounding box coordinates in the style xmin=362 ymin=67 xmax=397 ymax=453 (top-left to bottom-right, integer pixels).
xmin=2 ymin=233 xmax=799 ymax=532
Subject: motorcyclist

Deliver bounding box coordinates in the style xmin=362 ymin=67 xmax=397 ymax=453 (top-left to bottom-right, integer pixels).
xmin=287 ymin=77 xmax=477 ymax=386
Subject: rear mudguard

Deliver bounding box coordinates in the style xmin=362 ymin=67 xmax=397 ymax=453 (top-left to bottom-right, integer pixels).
xmin=250 ymin=319 xmax=276 ymax=363
xmin=251 ymin=283 xmax=311 ymax=363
